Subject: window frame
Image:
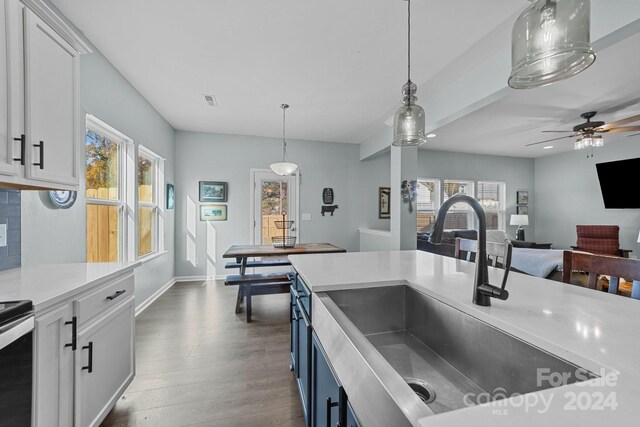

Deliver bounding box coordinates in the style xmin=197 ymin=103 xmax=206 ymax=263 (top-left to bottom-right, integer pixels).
xmin=416 ymin=178 xmax=441 ymax=233
xmin=85 ymin=115 xmax=133 ymax=262
xmin=442 ymin=179 xmax=476 ymax=230
xmin=477 ymin=180 xmax=507 ymax=231
xmin=136 ymin=145 xmax=165 ymax=260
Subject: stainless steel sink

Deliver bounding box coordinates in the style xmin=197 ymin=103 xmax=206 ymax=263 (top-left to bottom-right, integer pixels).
xmin=321 ymin=285 xmax=596 ymax=417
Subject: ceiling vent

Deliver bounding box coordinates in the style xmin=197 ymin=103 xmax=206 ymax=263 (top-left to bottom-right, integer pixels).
xmin=203 ymin=94 xmax=218 ymax=107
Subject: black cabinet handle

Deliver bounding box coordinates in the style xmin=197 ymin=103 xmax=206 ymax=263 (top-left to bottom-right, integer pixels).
xmin=81 ymin=342 xmax=93 ymax=373
xmin=106 ymin=290 xmax=126 ymax=301
xmin=338 ymin=386 xmax=347 ymax=427
xmin=64 ymin=316 xmax=77 ymax=351
xmin=326 ymin=397 xmax=339 ymax=427
xmin=12 ymin=134 xmax=25 ymax=165
xmin=33 ymin=141 xmax=44 ymax=169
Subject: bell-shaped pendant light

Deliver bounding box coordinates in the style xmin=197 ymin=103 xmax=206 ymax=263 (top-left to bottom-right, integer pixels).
xmin=508 ymin=0 xmax=596 ymax=89
xmin=392 ymin=0 xmax=427 ymax=147
xmin=270 ymin=104 xmax=298 ymax=176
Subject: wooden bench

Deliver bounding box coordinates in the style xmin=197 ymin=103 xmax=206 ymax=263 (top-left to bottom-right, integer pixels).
xmin=225 ymin=272 xmax=293 ymax=322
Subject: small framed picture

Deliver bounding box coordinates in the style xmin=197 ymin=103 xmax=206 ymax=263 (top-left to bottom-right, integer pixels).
xmin=166 ymin=184 xmax=175 ymax=210
xmin=200 ymin=204 xmax=227 ymax=221
xmin=379 ymin=187 xmax=391 ymax=219
xmin=517 ymin=205 xmax=528 ymax=215
xmin=517 ymin=191 xmax=528 ymax=205
xmin=199 ymin=181 xmax=227 ymax=202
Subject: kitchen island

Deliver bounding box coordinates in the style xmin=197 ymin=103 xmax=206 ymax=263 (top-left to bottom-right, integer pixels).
xmin=288 ymin=250 xmax=638 ymax=426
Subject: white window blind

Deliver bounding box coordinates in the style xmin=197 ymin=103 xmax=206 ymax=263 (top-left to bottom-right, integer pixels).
xmin=416 ymin=178 xmax=440 ymax=232
xmin=477 ymin=181 xmax=506 ymax=231
xmin=443 ymin=179 xmax=475 ymax=230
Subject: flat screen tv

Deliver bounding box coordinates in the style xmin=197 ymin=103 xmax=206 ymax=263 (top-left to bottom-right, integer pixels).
xmin=596 ymin=157 xmax=640 ymax=209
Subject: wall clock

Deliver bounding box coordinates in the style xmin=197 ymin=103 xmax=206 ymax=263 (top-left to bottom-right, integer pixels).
xmin=49 ymin=190 xmax=78 ymax=209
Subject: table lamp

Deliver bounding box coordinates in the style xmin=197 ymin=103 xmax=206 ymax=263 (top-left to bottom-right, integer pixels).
xmin=510 ymin=214 xmax=529 ymax=241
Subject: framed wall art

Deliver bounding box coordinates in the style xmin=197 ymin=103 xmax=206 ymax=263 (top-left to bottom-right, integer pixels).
xmin=517 ymin=205 xmax=528 ymax=215
xmin=379 ymin=187 xmax=391 ymax=219
xmin=517 ymin=190 xmax=528 ymax=205
xmin=166 ymin=184 xmax=175 ymax=210
xmin=200 ymin=204 xmax=227 ymax=221
xmin=199 ymin=181 xmax=227 ymax=202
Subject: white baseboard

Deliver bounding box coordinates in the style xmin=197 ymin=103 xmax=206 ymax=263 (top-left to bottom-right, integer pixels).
xmin=135 ymin=278 xmax=176 ymax=317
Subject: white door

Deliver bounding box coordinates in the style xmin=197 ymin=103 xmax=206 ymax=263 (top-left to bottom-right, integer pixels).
xmin=23 ymin=8 xmax=78 ymax=186
xmin=34 ymin=303 xmax=74 ymax=427
xmin=251 ymin=169 xmax=299 ymax=246
xmin=0 ymin=0 xmax=23 ymax=177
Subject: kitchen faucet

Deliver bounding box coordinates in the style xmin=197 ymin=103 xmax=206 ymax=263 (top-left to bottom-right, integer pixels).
xmin=428 ymin=194 xmax=510 ymax=306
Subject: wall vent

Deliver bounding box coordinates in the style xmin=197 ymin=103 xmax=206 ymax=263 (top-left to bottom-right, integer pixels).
xmin=203 ymin=94 xmax=218 ymax=107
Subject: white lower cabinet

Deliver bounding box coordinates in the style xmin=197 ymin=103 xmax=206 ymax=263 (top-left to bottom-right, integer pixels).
xmin=33 ymin=273 xmax=135 ymax=427
xmin=33 ymin=303 xmax=74 ymax=427
xmin=75 ymin=296 xmax=135 ymax=427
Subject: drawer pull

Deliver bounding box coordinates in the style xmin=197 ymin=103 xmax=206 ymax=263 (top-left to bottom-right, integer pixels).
xmin=12 ymin=134 xmax=25 ymax=165
xmin=33 ymin=141 xmax=44 ymax=169
xmin=326 ymin=397 xmax=339 ymax=427
xmin=81 ymin=342 xmax=93 ymax=373
xmin=64 ymin=316 xmax=77 ymax=351
xmin=106 ymin=290 xmax=126 ymax=301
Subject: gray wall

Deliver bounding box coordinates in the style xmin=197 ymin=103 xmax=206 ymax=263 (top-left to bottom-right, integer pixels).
xmin=535 ymin=140 xmax=640 ymax=252
xmin=174 ymin=131 xmax=360 ymax=279
xmin=21 ymin=48 xmax=176 ymax=307
xmin=0 ymin=190 xmax=20 ymax=271
xmin=418 ymin=149 xmax=536 ymax=240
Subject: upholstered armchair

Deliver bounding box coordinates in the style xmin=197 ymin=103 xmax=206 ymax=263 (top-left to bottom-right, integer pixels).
xmin=572 ymin=225 xmax=631 ymax=258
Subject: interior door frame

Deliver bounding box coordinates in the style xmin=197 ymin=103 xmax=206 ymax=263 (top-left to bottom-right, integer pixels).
xmin=249 ymin=168 xmax=300 ymax=245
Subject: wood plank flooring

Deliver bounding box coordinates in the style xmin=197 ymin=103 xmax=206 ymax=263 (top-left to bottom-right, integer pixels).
xmin=100 ymin=280 xmax=305 ymax=427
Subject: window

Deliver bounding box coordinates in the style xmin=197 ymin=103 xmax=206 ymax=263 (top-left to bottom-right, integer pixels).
xmin=85 ymin=117 xmax=127 ymax=262
xmin=137 ymin=146 xmax=164 ymax=258
xmin=416 ymin=179 xmax=440 ymax=232
xmin=477 ymin=181 xmax=506 ymax=231
xmin=442 ymin=179 xmax=475 ymax=230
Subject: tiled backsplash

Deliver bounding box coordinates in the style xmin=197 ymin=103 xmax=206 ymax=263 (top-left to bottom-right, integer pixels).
xmin=0 ymin=190 xmax=20 ymax=271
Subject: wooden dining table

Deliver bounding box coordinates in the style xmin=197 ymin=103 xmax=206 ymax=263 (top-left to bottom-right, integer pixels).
xmin=222 ymin=243 xmax=346 ymax=275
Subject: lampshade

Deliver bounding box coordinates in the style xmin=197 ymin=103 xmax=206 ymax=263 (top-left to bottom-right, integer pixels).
xmin=270 ymin=104 xmax=298 ymax=176
xmin=508 ymin=0 xmax=595 ymax=89
xmin=637 ymin=229 xmax=640 ymax=243
xmin=510 ymin=214 xmax=529 ymax=226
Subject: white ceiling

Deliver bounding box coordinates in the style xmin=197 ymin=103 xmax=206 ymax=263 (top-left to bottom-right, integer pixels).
xmin=51 ymin=0 xmax=527 ymax=144
xmin=425 ymin=29 xmax=640 ymax=158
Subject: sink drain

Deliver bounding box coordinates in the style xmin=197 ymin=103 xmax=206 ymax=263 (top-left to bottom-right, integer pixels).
xmin=405 ymin=378 xmax=436 ymax=404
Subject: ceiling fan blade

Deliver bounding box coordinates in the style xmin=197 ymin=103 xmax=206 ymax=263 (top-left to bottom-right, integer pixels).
xmin=541 ymin=130 xmax=574 ymax=133
xmin=627 ymin=133 xmax=640 ymax=137
xmin=601 ymin=126 xmax=640 ymax=134
xmin=525 ymin=134 xmax=577 ymax=147
xmin=597 ymin=114 xmax=640 ymax=131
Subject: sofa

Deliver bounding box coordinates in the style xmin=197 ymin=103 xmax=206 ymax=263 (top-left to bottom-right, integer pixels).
xmin=417 ymin=229 xmax=544 ymax=258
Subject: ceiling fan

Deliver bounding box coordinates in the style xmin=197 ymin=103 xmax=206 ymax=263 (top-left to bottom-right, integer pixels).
xmin=526 ymin=111 xmax=640 ymax=148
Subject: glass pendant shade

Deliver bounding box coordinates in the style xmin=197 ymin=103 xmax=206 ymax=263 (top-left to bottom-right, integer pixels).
xmin=509 ymin=0 xmax=595 ymax=89
xmin=270 ymin=161 xmax=298 ymax=176
xmin=392 ymin=102 xmax=427 ymax=146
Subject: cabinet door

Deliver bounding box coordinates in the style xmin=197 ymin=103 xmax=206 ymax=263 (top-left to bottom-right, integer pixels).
xmin=297 ymin=298 xmax=311 ymax=424
xmin=23 ymin=8 xmax=78 ymax=187
xmin=312 ymin=333 xmax=341 ymax=427
xmin=34 ymin=303 xmax=74 ymax=427
xmin=290 ymin=287 xmax=298 ymax=373
xmin=75 ymin=297 xmax=135 ymax=427
xmin=0 ymin=0 xmax=23 ymax=177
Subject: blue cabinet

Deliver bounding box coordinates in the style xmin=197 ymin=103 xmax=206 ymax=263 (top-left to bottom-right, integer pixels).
xmin=291 ymin=279 xmax=312 ymax=425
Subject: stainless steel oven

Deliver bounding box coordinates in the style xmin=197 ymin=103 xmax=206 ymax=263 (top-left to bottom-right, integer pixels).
xmin=0 ymin=300 xmax=34 ymax=427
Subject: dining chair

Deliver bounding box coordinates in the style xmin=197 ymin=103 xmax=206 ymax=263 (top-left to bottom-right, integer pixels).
xmin=454 ymin=238 xmax=513 ymax=270
xmin=562 ymin=251 xmax=640 ymax=299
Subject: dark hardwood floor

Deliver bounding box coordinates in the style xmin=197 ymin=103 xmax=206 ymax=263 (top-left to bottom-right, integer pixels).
xmin=101 ymin=280 xmax=305 ymax=427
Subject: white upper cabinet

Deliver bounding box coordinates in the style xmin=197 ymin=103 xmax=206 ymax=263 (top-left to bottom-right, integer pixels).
xmin=0 ymin=0 xmax=88 ymax=190
xmin=24 ymin=8 xmax=78 ymax=186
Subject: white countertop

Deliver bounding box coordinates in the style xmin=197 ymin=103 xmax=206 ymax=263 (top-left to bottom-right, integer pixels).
xmin=0 ymin=262 xmax=140 ymax=312
xmin=289 ymin=250 xmax=639 ymax=426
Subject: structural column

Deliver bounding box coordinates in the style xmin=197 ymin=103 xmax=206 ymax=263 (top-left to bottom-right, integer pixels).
xmin=390 ymin=145 xmax=417 ymax=251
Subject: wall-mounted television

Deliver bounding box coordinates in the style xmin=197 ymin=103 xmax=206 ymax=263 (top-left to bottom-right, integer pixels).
xmin=596 ymin=157 xmax=640 ymax=209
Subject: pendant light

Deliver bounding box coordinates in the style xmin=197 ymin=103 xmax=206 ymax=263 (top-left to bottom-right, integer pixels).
xmin=270 ymin=104 xmax=298 ymax=176
xmin=509 ymin=0 xmax=595 ymax=89
xmin=392 ymin=0 xmax=427 ymax=147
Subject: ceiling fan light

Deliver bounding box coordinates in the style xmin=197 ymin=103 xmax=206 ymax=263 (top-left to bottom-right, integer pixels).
xmin=592 ymin=135 xmax=604 ymax=147
xmin=574 ymin=137 xmax=586 ymax=150
xmin=508 ymin=0 xmax=595 ymax=89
